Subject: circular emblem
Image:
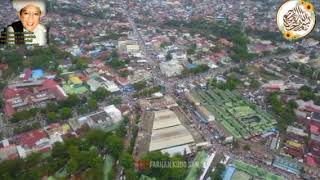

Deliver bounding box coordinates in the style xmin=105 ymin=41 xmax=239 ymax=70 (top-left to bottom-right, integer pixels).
xmin=277 ymin=0 xmax=316 ymax=40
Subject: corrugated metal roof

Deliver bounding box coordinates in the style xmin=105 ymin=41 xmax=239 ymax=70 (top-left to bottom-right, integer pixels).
xmin=149 ymin=125 xmax=194 ymax=151
xmin=153 ymin=109 xmax=181 ymax=130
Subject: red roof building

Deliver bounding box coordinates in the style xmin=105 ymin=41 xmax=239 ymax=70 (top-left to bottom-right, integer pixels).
xmin=18 ymin=130 xmax=47 ymax=149
xmin=284 ymin=146 xmax=304 ymax=158
xmin=3 ymin=79 xmax=67 ymax=117
xmin=310 ymin=124 xmax=320 ymax=135
xmin=305 ymin=154 xmax=318 ymax=167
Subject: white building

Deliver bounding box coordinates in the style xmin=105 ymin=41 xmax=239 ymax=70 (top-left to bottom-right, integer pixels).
xmin=149 ymin=109 xmax=195 ymax=151
xmin=160 ymin=60 xmax=183 ymax=77
xmin=126 ymin=44 xmax=140 ymax=54
xmin=87 ymin=76 xmax=120 ymax=93
xmin=72 ymin=105 xmax=123 ymax=131
xmin=104 ymin=105 xmax=123 ymax=123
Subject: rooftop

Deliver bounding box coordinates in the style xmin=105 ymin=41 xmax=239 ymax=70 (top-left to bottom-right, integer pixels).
xmin=18 ymin=130 xmax=47 ymax=149
xmin=149 ymin=124 xmax=194 ymax=151
xmin=153 ymin=109 xmax=181 ymax=130
xmin=286 ymin=126 xmax=308 ymax=137
xmin=312 ymin=112 xmax=320 ymax=121
xmin=69 ymin=76 xmax=83 ymax=84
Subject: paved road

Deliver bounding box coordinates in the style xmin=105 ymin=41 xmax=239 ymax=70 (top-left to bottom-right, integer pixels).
xmin=119 ymin=1 xmax=305 ymax=179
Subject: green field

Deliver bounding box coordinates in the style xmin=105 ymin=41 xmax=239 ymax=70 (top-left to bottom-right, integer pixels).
xmin=231 ymin=170 xmax=251 ymax=180
xmin=185 ymin=151 xmax=207 ymax=180
xmin=103 ymin=155 xmax=114 ymax=180
xmin=191 ymin=88 xmax=277 ymax=139
xmin=231 ymin=160 xmax=284 ymax=180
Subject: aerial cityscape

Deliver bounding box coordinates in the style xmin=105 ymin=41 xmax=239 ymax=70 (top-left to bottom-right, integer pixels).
xmin=0 ymin=0 xmax=320 ymax=179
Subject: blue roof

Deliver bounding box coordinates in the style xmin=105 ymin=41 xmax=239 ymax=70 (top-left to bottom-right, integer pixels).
xmin=193 ymin=110 xmax=208 ymax=124
xmin=187 ymin=63 xmax=199 ymax=69
xmin=32 ymin=69 xmax=44 ymax=79
xmin=223 ymin=166 xmax=236 ymax=180
xmin=272 ymin=156 xmax=302 ymax=175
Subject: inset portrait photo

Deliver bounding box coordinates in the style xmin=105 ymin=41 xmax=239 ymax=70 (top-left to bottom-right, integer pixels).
xmin=0 ymin=0 xmax=48 ymax=46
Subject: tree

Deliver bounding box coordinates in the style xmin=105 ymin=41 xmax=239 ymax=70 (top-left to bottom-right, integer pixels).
xmin=85 ymin=129 xmax=107 ymax=150
xmin=111 ymin=50 xmax=119 ymax=59
xmin=78 ymin=105 xmax=89 ymax=115
xmin=120 ymin=152 xmax=134 ymax=169
xmin=0 ymin=81 xmax=7 ymax=91
xmin=110 ymin=97 xmax=122 ymax=105
xmin=47 ymin=112 xmax=58 ymax=123
xmin=210 ymin=163 xmax=226 ymax=180
xmin=0 ymin=125 xmax=117 ymax=179
xmin=243 ymin=144 xmax=251 ymax=151
xmin=0 ymin=158 xmax=24 ymax=179
xmin=268 ymin=92 xmax=282 ymax=114
xmin=183 ymin=64 xmax=210 ymax=75
xmin=60 ymin=107 xmax=72 ymax=119
xmin=25 ymin=153 xmax=42 ymax=168
xmin=0 ymin=97 xmax=3 ymax=110
xmin=115 ymin=120 xmax=127 ymax=138
xmin=108 ymin=58 xmax=127 ymax=69
xmin=66 ymin=158 xmax=79 ymax=174
xmin=165 ymin=52 xmax=172 ymax=61
xmin=250 ymin=79 xmax=260 ymax=89
xmin=267 ymin=92 xmax=296 ymax=132
xmin=88 ymin=148 xmax=103 ymax=169
xmin=169 ymin=154 xmax=188 ymax=179
xmin=225 ymin=78 xmax=239 ymax=90
xmin=14 ymin=124 xmax=41 ymax=134
xmin=119 ymin=70 xmax=129 ymax=77
xmin=187 ymin=44 xmax=197 ymax=55
xmin=52 ymin=142 xmax=68 ymax=159
xmin=71 ymin=57 xmax=89 ymax=70
xmin=299 ymin=85 xmax=315 ymax=101
xmin=133 ymin=81 xmax=147 ymax=91
xmin=91 ymin=87 xmax=109 ymax=101
xmin=106 ymin=135 xmax=123 ymax=159
xmin=11 ymin=110 xmax=33 ymax=122
xmin=124 ymin=169 xmax=139 ymax=180
xmin=45 ymin=102 xmax=58 ymax=113
xmin=88 ymin=98 xmax=98 ymax=111
xmin=187 ymin=48 xmax=195 ymax=55
xmin=60 ymin=94 xmax=81 ymax=108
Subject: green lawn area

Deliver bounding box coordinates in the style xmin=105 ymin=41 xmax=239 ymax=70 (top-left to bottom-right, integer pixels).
xmin=232 ymin=106 xmax=255 ymax=118
xmin=54 ymin=167 xmax=68 ymax=179
xmin=231 ymin=160 xmax=284 ymax=180
xmin=185 ymin=151 xmax=207 ymax=180
xmin=191 ymin=88 xmax=277 ymax=139
xmin=103 ymin=155 xmax=114 ymax=180
xmin=231 ymin=170 xmax=251 ymax=180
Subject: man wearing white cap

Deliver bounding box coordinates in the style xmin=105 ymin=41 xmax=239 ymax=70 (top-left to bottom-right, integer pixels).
xmin=3 ymin=0 xmax=47 ymax=46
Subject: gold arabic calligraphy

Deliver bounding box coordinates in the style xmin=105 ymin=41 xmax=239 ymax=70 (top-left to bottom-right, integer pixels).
xmin=283 ymin=5 xmax=311 ymax=31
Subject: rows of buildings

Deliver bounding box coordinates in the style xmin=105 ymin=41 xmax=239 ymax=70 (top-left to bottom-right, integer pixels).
xmin=0 ymin=123 xmax=70 ymax=161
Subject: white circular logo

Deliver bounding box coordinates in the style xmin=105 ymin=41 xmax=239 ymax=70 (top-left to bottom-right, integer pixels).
xmin=277 ymin=0 xmax=316 ymax=40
